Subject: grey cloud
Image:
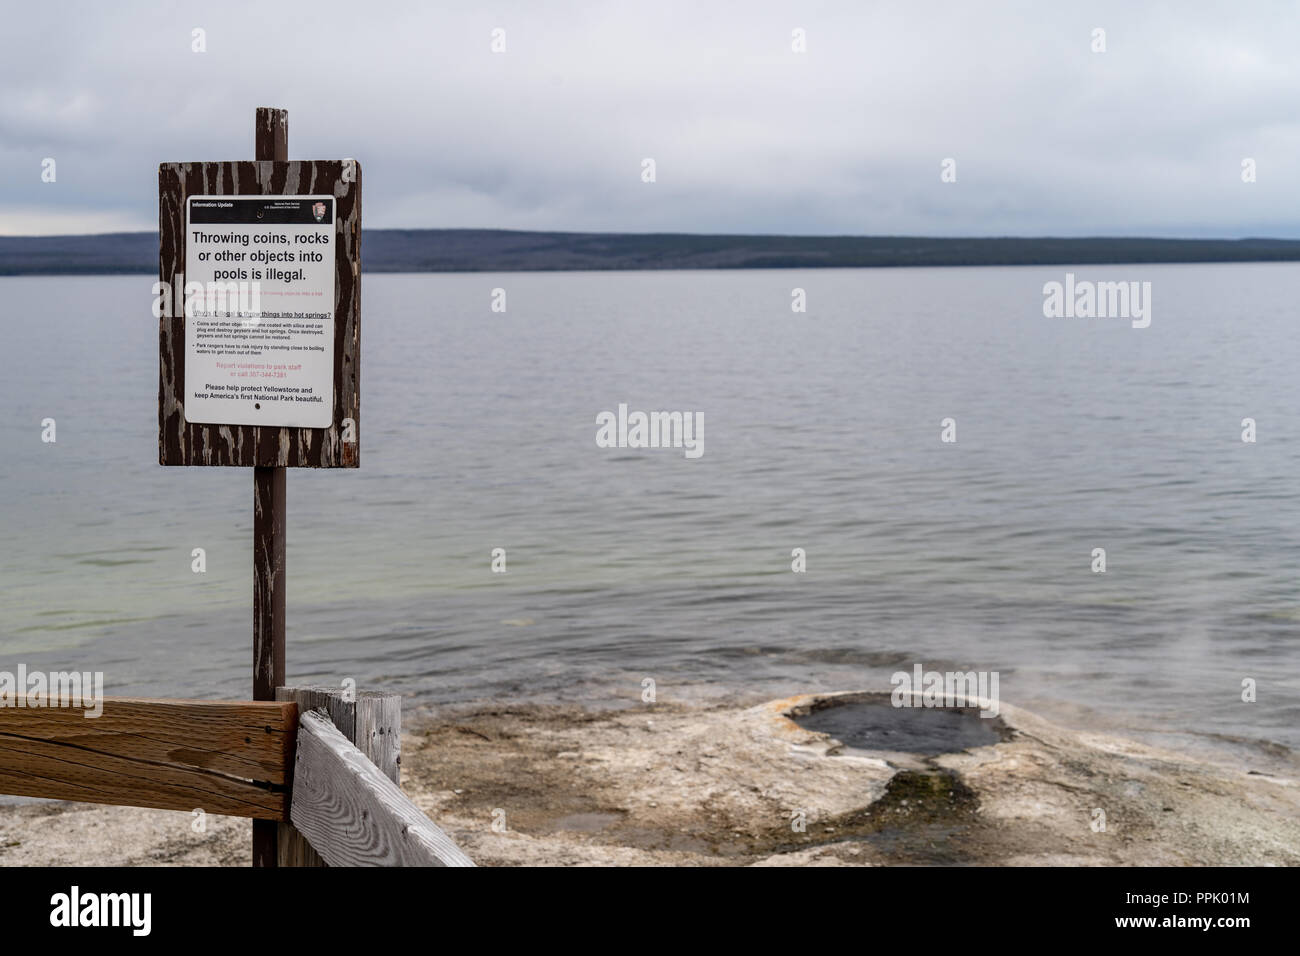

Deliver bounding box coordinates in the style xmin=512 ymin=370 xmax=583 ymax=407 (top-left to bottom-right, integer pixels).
xmin=2 ymin=0 xmax=1299 ymax=236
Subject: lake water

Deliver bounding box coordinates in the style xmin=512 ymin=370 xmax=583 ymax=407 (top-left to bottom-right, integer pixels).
xmin=2 ymin=265 xmax=1299 ymax=757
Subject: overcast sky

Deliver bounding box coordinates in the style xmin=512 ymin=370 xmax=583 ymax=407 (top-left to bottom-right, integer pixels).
xmin=3 ymin=0 xmax=1300 ymax=237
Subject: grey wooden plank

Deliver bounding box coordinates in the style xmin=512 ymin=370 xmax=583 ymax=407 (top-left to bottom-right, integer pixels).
xmin=275 ymin=685 xmax=402 ymax=866
xmin=289 ymin=710 xmax=473 ymax=867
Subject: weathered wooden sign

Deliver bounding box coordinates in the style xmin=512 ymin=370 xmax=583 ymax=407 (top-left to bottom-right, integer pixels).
xmin=156 ymin=108 xmax=361 ymax=866
xmin=158 ymin=158 xmax=360 ymax=467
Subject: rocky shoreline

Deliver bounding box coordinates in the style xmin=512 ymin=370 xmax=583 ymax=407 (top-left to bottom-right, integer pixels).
xmin=1 ymin=692 xmax=1296 ymax=866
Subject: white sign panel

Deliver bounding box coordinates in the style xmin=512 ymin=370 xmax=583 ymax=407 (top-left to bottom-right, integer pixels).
xmin=184 ymin=195 xmax=335 ymax=428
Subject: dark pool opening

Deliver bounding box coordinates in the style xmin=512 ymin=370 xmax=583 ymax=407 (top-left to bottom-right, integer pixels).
xmin=793 ymin=696 xmax=1007 ymax=756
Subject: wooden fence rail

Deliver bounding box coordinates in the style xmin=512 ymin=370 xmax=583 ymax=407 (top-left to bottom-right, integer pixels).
xmin=0 ymin=697 xmax=296 ymax=820
xmin=0 ymin=690 xmax=474 ymax=866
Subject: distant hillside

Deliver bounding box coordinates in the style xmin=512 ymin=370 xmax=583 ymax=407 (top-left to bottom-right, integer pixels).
xmin=4 ymin=229 xmax=1300 ymax=275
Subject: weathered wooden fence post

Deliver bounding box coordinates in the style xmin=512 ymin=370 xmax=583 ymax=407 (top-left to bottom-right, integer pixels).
xmin=290 ymin=711 xmax=472 ymax=866
xmin=252 ymin=106 xmax=290 ymax=869
xmin=275 ymin=685 xmax=401 ymax=867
